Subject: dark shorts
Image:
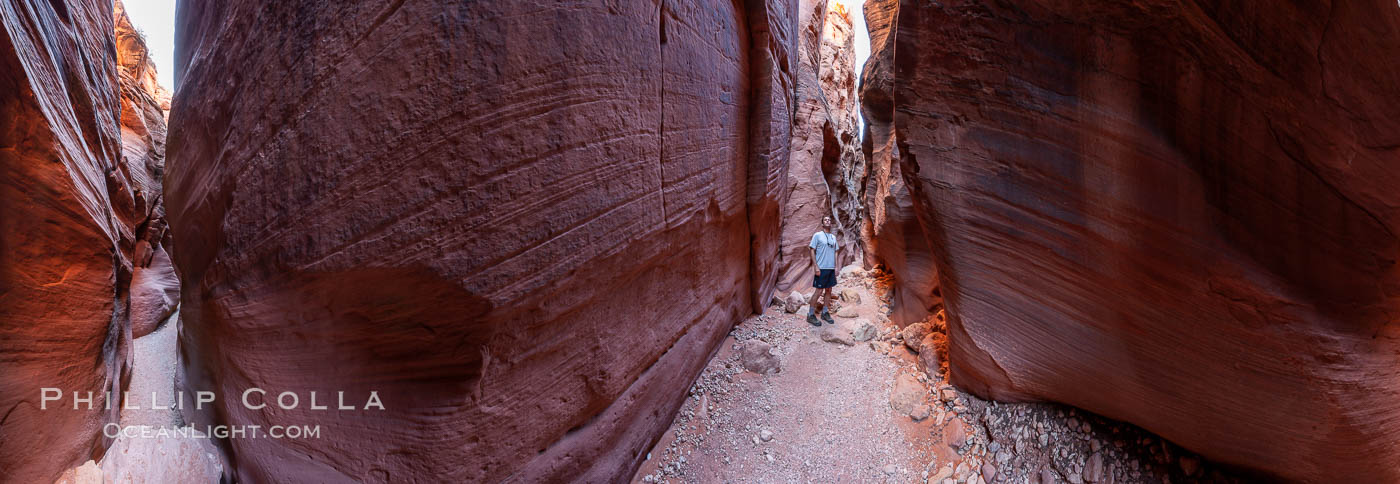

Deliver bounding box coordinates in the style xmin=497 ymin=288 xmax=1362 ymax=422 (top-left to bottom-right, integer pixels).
xmin=813 ymin=268 xmax=836 ymax=289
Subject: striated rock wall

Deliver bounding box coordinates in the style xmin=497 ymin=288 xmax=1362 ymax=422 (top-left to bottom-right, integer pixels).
xmin=859 ymin=0 xmax=941 ymax=326
xmin=114 ymin=1 xmax=177 ymax=338
xmin=0 ymin=0 xmax=163 ymax=480
xmin=888 ymin=0 xmax=1400 ymax=480
xmin=819 ymin=2 xmax=866 ymax=261
xmin=166 ymin=0 xmax=796 ymax=481
xmin=775 ymin=0 xmax=866 ymax=296
xmin=745 ymin=0 xmax=800 ymax=311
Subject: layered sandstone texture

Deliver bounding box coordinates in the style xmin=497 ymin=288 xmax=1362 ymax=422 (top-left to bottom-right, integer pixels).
xmin=114 ymin=1 xmax=177 ymax=338
xmin=166 ymin=0 xmax=796 ymax=481
xmin=776 ymin=0 xmax=866 ymax=295
xmin=0 ymin=0 xmax=162 ymax=480
xmin=859 ymin=0 xmax=940 ymax=326
xmin=890 ymin=0 xmax=1400 ymax=481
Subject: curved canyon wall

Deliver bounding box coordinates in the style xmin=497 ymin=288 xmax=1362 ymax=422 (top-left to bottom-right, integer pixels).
xmin=114 ymin=0 xmax=178 ymax=338
xmin=166 ymin=0 xmax=795 ymax=481
xmin=0 ymin=0 xmax=171 ymax=480
xmin=775 ymin=0 xmax=865 ymax=296
xmin=859 ymin=0 xmax=941 ymax=326
xmin=882 ymin=0 xmax=1400 ymax=481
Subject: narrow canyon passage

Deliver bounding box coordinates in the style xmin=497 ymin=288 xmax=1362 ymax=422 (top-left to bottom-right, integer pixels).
xmin=3 ymin=0 xmax=1399 ymax=482
xmin=632 ymin=268 xmax=1238 ymax=483
xmin=55 ymin=313 xmax=223 ymax=482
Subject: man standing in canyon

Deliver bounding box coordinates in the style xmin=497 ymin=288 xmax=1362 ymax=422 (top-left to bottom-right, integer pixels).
xmin=807 ymin=215 xmax=839 ymax=326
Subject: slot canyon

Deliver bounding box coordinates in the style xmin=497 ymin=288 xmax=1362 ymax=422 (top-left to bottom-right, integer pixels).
xmin=0 ymin=0 xmax=1396 ymax=483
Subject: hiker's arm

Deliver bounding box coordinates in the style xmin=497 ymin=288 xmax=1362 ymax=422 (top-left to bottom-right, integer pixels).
xmin=811 ymin=247 xmax=819 ymax=273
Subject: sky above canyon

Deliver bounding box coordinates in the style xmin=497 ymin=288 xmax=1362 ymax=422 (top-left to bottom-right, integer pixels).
xmin=122 ymin=0 xmax=176 ymax=89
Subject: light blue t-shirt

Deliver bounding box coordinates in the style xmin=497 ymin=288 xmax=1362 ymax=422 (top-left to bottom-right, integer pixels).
xmin=809 ymin=231 xmax=838 ymax=270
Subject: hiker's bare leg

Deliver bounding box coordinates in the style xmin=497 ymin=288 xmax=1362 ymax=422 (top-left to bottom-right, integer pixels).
xmin=822 ymin=287 xmax=834 ymax=313
xmin=808 ymin=288 xmax=823 ymax=313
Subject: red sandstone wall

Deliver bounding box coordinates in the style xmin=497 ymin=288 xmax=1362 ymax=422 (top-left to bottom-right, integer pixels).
xmin=775 ymin=0 xmax=865 ymax=297
xmin=0 ymin=0 xmax=136 ymax=480
xmin=888 ymin=0 xmax=1400 ymax=480
xmin=859 ymin=0 xmax=941 ymax=326
xmin=166 ymin=0 xmax=796 ymax=481
xmin=114 ymin=0 xmax=177 ymax=338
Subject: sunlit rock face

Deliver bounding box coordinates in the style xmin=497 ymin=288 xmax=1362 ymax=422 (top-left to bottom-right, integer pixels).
xmin=889 ymin=0 xmax=1400 ymax=481
xmin=0 ymin=0 xmax=135 ymax=481
xmin=776 ymin=0 xmax=865 ymax=296
xmin=166 ymin=0 xmax=796 ymax=481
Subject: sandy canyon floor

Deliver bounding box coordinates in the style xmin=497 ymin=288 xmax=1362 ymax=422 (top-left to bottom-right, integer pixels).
xmin=633 ymin=270 xmax=1251 ymax=484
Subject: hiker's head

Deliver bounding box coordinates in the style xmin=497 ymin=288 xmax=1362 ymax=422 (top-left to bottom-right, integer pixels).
xmin=821 ymin=216 xmax=832 ymax=229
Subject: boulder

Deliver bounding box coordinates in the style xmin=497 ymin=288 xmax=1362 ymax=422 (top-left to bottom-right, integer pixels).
xmin=838 ymin=287 xmax=861 ymax=304
xmin=820 ymin=325 xmax=855 ymax=346
xmin=944 ymin=418 xmax=967 ymax=449
xmin=888 ymin=0 xmax=1400 ymax=480
xmin=850 ymin=319 xmax=877 ymax=342
xmin=165 ymin=1 xmax=799 ymax=482
xmin=1083 ymin=453 xmax=1104 ymax=483
xmin=901 ymin=322 xmax=931 ymax=352
xmin=784 ymin=291 xmax=807 ymax=313
xmin=741 ymin=341 xmax=782 ymax=375
xmin=918 ymin=333 xmax=945 ymax=375
xmin=910 ymin=404 xmax=931 ymax=422
xmin=889 ymin=373 xmax=923 ymax=415
xmin=836 ymin=305 xmax=860 ymax=318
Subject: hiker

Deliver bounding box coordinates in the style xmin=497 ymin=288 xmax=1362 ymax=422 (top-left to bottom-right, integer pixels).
xmin=807 ymin=215 xmax=838 ymax=326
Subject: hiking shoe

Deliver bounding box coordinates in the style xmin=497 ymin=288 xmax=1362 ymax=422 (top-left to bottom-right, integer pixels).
xmin=821 ymin=311 xmax=835 ymax=324
xmin=806 ymin=313 xmax=822 ymax=326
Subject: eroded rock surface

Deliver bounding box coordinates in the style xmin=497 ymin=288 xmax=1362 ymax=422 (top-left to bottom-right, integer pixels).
xmin=859 ymin=0 xmax=941 ymax=326
xmin=1 ymin=0 xmax=143 ymax=480
xmin=166 ymin=1 xmax=796 ymax=481
xmin=776 ymin=0 xmax=866 ymax=297
xmin=114 ymin=0 xmax=177 ymax=338
xmin=887 ymin=0 xmax=1400 ymax=480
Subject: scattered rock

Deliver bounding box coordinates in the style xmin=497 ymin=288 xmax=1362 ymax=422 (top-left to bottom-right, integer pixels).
xmin=740 ymin=340 xmax=781 ymax=375
xmin=759 ymin=429 xmax=773 ymax=442
xmin=883 ymin=464 xmax=898 ymax=475
xmin=820 ymin=325 xmax=855 ymax=346
xmin=981 ymin=463 xmax=997 ymax=483
xmin=797 ymin=305 xmax=811 ymax=317
xmin=940 ymin=387 xmax=958 ymax=403
xmin=784 ymin=291 xmax=806 ymax=313
xmin=839 ymin=287 xmax=861 ymax=303
xmin=902 ymin=322 xmax=930 ymax=352
xmin=1037 ymin=467 xmax=1058 ymax=484
xmin=930 ymin=463 xmax=955 ymax=483
xmin=945 ymin=419 xmax=967 ymax=449
xmin=919 ymin=333 xmax=944 ymax=372
xmin=911 ymin=404 xmax=931 ymax=422
xmin=851 ymin=319 xmax=877 ymax=342
xmin=837 ymin=305 xmax=860 ymax=318
xmin=839 ymin=264 xmax=865 ymax=280
xmin=890 ymin=373 xmax=924 ymax=415
xmin=1084 ymin=453 xmax=1104 ymax=482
